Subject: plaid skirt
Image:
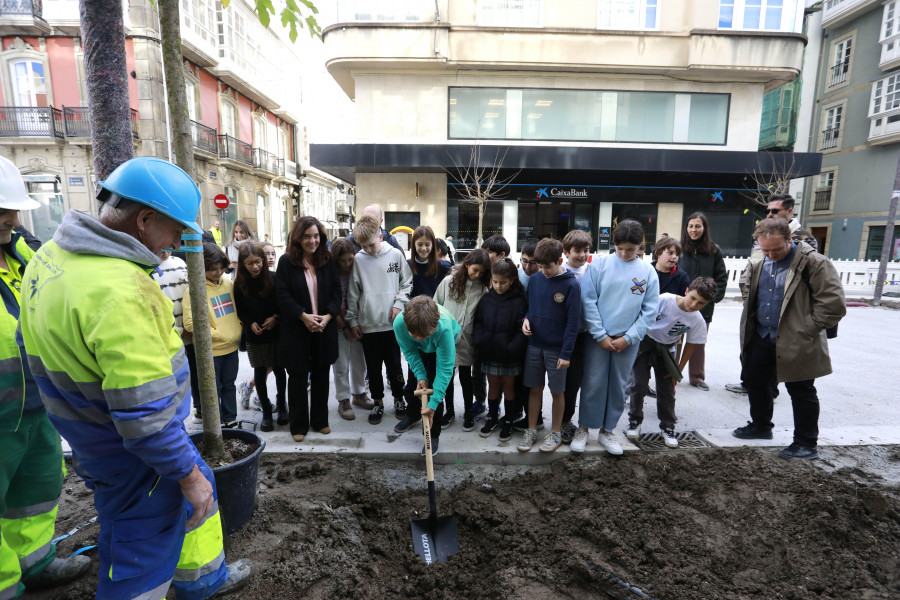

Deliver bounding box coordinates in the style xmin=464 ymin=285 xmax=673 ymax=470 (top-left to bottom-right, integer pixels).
xmin=481 ymin=360 xmax=521 ymax=377
xmin=246 ymin=342 xmax=280 ymax=369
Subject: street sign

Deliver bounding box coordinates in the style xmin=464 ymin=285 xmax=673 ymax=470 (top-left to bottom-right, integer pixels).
xmin=213 ymin=193 xmax=229 ymax=209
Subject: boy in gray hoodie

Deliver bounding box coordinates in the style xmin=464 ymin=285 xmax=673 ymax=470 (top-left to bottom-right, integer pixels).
xmin=346 ymin=216 xmax=413 ymax=424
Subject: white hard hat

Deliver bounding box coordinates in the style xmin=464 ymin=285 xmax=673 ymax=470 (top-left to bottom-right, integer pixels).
xmin=0 ymin=156 xmax=40 ymax=211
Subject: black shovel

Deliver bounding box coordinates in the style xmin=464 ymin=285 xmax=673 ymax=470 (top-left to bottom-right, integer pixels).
xmin=410 ymin=388 xmax=458 ymax=564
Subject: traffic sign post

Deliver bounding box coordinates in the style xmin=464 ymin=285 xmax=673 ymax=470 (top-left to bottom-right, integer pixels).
xmin=214 ymin=193 xmax=229 ymax=210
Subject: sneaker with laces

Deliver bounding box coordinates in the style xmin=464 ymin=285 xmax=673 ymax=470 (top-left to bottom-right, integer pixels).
xmin=517 ymin=429 xmax=536 ymax=452
xmin=479 ymin=414 xmax=500 ymax=437
xmin=462 ymin=411 xmax=476 ymax=432
xmin=540 ymin=430 xmax=562 ymax=453
xmin=239 ymin=381 xmax=253 ymax=410
xmin=570 ymin=428 xmax=589 ymax=453
xmin=250 ymin=395 xmax=262 ymax=411
xmin=778 ymin=442 xmax=818 ymax=460
xmin=394 ymin=397 xmax=407 ymax=419
xmin=561 ymin=420 xmax=577 ymax=444
xmin=192 ymin=410 xmax=203 ymax=424
xmin=222 ymin=421 xmax=239 ymax=429
xmin=338 ymin=398 xmax=355 ymax=421
xmin=421 ymin=439 xmax=439 ymax=456
xmin=625 ymin=421 xmax=641 ymax=440
xmin=440 ymin=411 xmax=455 ymax=429
xmin=352 ymin=393 xmax=375 ymax=410
xmin=394 ymin=414 xmax=421 ymax=433
xmin=661 ymin=427 xmax=678 ymax=448
xmin=368 ymin=404 xmax=384 ymax=425
xmin=512 ymin=416 xmax=529 ymax=432
xmin=725 ymin=383 xmax=748 ymax=395
xmin=732 ymin=421 xmax=773 ymax=440
xmin=498 ymin=417 xmax=513 ymax=442
xmin=598 ymin=430 xmax=623 ymax=455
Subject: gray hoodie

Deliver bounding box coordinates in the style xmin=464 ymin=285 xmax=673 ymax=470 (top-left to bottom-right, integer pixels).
xmin=345 ymin=242 xmax=412 ymax=334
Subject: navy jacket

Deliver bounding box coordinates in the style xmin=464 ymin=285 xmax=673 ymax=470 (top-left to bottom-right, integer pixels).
xmin=652 ymin=262 xmax=692 ymax=296
xmin=473 ymin=288 xmax=528 ymax=364
xmin=409 ymin=259 xmax=451 ymax=298
xmin=525 ymin=270 xmax=581 ymax=361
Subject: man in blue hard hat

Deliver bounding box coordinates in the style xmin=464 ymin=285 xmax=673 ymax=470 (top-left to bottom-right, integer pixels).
xmin=0 ymin=155 xmax=91 ymax=599
xmin=19 ymin=157 xmax=252 ymax=600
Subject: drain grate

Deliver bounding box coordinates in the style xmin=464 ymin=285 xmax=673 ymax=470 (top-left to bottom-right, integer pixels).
xmin=630 ymin=430 xmax=710 ymax=452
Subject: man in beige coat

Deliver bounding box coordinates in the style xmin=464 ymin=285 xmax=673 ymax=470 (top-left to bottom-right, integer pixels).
xmin=732 ymin=219 xmax=846 ymax=460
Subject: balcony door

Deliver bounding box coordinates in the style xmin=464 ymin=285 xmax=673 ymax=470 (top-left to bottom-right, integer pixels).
xmin=9 ymin=60 xmax=50 ymax=135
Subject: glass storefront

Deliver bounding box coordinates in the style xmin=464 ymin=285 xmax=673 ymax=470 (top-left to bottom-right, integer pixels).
xmin=25 ymin=179 xmax=65 ymax=245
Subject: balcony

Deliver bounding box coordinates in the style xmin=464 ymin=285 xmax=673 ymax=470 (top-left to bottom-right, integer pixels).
xmin=0 ymin=0 xmax=50 ymax=35
xmin=830 ymin=60 xmax=850 ymax=87
xmin=62 ymin=106 xmax=89 ymax=137
xmin=218 ymin=134 xmax=253 ymax=166
xmin=821 ymin=127 xmax=840 ymax=150
xmin=822 ymin=0 xmax=880 ymax=29
xmin=190 ymin=120 xmax=218 ymax=154
xmin=285 ymin=159 xmax=298 ymax=180
xmin=814 ymin=189 xmax=832 ymax=212
xmin=253 ymin=148 xmax=279 ymax=176
xmin=0 ymin=106 xmax=63 ymax=138
xmin=759 ymin=79 xmax=799 ymax=150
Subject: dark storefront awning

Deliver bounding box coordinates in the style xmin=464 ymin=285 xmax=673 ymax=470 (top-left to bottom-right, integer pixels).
xmin=310 ymin=143 xmax=822 ymax=188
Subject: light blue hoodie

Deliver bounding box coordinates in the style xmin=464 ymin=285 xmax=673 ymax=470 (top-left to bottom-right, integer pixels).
xmin=581 ymin=254 xmax=659 ymax=348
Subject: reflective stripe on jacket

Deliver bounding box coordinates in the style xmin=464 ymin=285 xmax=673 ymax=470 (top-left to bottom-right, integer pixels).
xmin=0 ymin=234 xmax=35 ymax=433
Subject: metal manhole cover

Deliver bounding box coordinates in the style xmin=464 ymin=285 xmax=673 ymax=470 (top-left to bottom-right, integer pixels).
xmin=630 ymin=430 xmax=709 ymax=452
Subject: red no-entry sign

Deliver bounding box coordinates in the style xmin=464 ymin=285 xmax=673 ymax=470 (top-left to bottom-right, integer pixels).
xmin=213 ymin=193 xmax=229 ymax=209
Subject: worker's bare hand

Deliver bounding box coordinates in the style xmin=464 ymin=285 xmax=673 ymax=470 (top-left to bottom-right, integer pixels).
xmin=179 ymin=464 xmax=213 ymax=529
xmin=522 ymin=318 xmax=532 ymax=336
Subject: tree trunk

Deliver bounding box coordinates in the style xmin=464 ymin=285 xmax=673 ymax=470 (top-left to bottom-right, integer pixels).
xmin=159 ymin=0 xmax=225 ymax=459
xmin=80 ymin=0 xmax=133 ymax=182
xmin=477 ymin=197 xmax=485 ymax=248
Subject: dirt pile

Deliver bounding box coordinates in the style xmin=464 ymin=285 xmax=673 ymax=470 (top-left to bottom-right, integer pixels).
xmin=28 ymin=446 xmax=900 ymax=600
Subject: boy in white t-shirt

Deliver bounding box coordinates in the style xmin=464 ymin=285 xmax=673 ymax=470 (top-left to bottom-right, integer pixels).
xmin=626 ymin=277 xmax=716 ymax=448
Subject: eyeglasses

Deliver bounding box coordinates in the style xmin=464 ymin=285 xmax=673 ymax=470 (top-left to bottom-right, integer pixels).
xmin=766 ymin=208 xmax=784 ymax=214
xmin=520 ymin=259 xmax=537 ymax=266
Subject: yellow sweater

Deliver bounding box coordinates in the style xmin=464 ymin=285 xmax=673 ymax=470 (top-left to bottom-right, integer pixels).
xmin=183 ymin=276 xmax=242 ymax=357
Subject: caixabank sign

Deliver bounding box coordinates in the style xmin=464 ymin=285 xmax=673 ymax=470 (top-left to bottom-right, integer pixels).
xmin=535 ymin=187 xmax=590 ymax=199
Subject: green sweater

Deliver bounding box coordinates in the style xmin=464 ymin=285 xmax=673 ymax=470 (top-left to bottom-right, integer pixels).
xmin=393 ymin=306 xmax=461 ymax=410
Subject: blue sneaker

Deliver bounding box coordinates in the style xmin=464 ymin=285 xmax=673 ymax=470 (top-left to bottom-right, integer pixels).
xmin=471 ymin=401 xmax=486 ymax=419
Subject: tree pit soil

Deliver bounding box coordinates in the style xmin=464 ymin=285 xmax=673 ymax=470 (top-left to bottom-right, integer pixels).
xmin=194 ymin=436 xmax=259 ymax=468
xmin=27 ymin=446 xmax=900 ymax=600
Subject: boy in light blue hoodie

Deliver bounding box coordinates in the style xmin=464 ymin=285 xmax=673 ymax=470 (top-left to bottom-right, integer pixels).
xmin=570 ymin=220 xmax=659 ymax=455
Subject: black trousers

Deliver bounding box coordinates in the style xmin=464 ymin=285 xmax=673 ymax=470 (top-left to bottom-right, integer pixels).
xmin=361 ymin=330 xmax=405 ymax=401
xmin=403 ymin=351 xmax=445 ymax=441
xmin=741 ymin=333 xmax=820 ymax=447
xmin=563 ymin=332 xmax=587 ymax=424
xmin=628 ymin=352 xmax=677 ymax=430
xmin=287 ymin=361 xmax=330 ymax=436
xmin=185 ymin=343 xmax=201 ymax=413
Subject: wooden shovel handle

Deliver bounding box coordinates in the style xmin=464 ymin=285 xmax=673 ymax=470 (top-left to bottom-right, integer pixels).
xmin=419 ymin=390 xmax=435 ymax=483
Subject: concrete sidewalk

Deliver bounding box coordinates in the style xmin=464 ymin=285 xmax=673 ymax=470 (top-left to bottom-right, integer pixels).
xmin=172 ymin=299 xmax=900 ymax=463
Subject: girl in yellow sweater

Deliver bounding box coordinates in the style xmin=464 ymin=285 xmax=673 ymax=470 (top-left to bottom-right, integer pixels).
xmin=183 ymin=243 xmax=243 ymax=426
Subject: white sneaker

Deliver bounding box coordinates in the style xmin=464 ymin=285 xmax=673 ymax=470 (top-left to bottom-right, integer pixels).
xmin=570 ymin=428 xmax=589 ymax=453
xmin=517 ymin=429 xmax=536 ymax=452
xmin=239 ymin=380 xmax=253 ymax=410
xmin=661 ymin=427 xmax=679 ymax=448
xmin=539 ymin=431 xmax=562 ymax=453
xmin=598 ymin=430 xmax=623 ymax=455
xmin=625 ymin=421 xmax=641 ymax=440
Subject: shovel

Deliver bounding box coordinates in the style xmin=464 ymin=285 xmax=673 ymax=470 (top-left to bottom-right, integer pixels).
xmin=410 ymin=388 xmax=459 ymax=564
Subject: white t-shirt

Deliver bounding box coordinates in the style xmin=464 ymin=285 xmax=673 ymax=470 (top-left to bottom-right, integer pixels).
xmin=647 ymin=293 xmax=708 ymax=345
xmin=563 ymin=262 xmax=589 ymax=283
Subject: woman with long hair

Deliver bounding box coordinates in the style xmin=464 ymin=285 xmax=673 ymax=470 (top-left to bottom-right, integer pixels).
xmin=233 ymin=241 xmax=287 ymax=432
xmin=226 ymin=219 xmax=255 ymax=273
xmin=275 ymin=216 xmax=342 ymax=441
xmin=678 ymin=212 xmax=728 ymax=391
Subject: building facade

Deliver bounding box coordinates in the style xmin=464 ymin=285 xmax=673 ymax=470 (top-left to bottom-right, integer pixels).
xmin=312 ymin=0 xmax=820 ymax=255
xmin=0 ymin=0 xmax=348 ymax=248
xmin=801 ymin=0 xmax=900 ymax=259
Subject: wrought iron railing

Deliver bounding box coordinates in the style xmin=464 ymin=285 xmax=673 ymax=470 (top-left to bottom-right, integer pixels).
xmin=218 ymin=134 xmax=253 ymax=165
xmin=253 ymin=148 xmax=279 ymax=174
xmin=285 ymin=159 xmax=298 ymax=179
xmin=0 ymin=0 xmax=42 ymax=17
xmin=0 ymin=106 xmax=63 ymax=138
xmin=821 ymin=127 xmax=840 ymax=150
xmin=62 ymin=106 xmax=90 ymax=137
xmin=830 ymin=60 xmax=850 ymax=86
xmin=130 ymin=108 xmax=139 ymax=139
xmin=814 ymin=189 xmax=832 ymax=212
xmin=190 ymin=119 xmax=217 ymax=153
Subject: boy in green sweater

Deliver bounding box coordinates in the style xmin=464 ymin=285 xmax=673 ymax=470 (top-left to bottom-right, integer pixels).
xmin=393 ymin=296 xmax=461 ymax=455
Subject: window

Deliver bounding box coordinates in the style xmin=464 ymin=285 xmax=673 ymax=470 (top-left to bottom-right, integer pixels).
xmin=10 ymin=60 xmax=47 ymax=107
xmin=449 ymin=87 xmax=729 ymax=145
xmin=25 ymin=179 xmax=65 ymax=244
xmin=182 ymin=0 xmax=216 ymax=44
xmin=185 ymin=79 xmax=199 ymax=122
xmin=864 ymin=226 xmax=900 ymax=261
xmin=216 ymin=2 xmax=259 ymax=73
xmin=883 ymin=1 xmax=900 ymax=42
xmin=718 ymin=0 xmax=799 ymax=32
xmin=813 ymin=171 xmax=834 ymax=212
xmin=820 ymin=105 xmax=842 ymax=150
xmin=478 ymin=0 xmax=542 ymax=27
xmin=868 ymin=74 xmax=900 ymax=140
xmin=277 ymin=124 xmax=290 ymax=160
xmin=829 ymin=37 xmax=852 ymax=87
xmin=256 ymin=193 xmax=268 ymax=240
xmin=220 ymin=98 xmax=237 ymax=138
xmin=223 ymin=186 xmax=239 ymax=234
xmin=598 ymin=0 xmax=659 ymax=29
xmin=252 ymin=114 xmax=267 ymax=150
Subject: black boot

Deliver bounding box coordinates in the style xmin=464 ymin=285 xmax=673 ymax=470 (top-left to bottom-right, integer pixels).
xmin=260 ymin=398 xmax=274 ymax=432
xmin=276 ymin=395 xmax=289 ymax=426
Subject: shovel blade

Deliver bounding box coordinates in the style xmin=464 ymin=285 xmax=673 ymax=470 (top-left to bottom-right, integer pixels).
xmin=410 ymin=515 xmax=458 ymax=564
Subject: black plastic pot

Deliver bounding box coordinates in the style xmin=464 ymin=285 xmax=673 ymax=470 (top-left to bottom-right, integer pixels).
xmin=190 ymin=428 xmax=266 ymax=535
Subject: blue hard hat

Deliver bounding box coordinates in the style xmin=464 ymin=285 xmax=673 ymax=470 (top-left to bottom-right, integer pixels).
xmin=98 ymin=157 xmax=203 ymax=233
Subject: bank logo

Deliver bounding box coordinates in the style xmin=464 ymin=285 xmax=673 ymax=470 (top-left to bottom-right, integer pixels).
xmin=711 ymin=191 xmax=724 ymax=202
xmin=536 ymin=187 xmax=549 ymax=199
xmin=536 ymin=187 xmax=588 ymax=199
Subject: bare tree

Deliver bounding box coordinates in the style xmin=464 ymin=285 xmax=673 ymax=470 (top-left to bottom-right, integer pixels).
xmin=741 ymin=150 xmax=799 ymax=207
xmin=445 ymin=143 xmax=519 ymax=248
